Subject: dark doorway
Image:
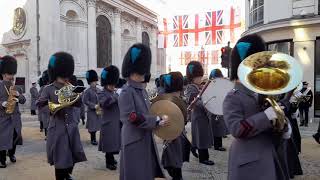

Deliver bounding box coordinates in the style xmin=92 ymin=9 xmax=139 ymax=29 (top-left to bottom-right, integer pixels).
xmin=142 ymin=32 xmax=150 ymax=47
xmin=315 ymin=38 xmax=320 ymax=117
xmin=96 ymin=15 xmax=112 ymax=68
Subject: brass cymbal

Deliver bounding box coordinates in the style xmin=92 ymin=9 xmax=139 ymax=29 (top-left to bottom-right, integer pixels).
xmin=151 ymin=94 xmax=188 ymax=121
xmin=150 ymin=100 xmax=184 ymax=140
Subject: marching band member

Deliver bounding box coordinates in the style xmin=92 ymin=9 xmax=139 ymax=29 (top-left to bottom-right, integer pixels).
xmin=298 ymin=81 xmax=313 ymax=127
xmin=70 ymin=75 xmax=81 ymax=125
xmin=207 ymin=69 xmax=229 ymax=151
xmin=83 ymin=70 xmax=101 ymax=145
xmin=98 ymin=65 xmax=121 ymax=170
xmin=37 ymin=52 xmax=87 ymax=180
xmin=77 ymin=79 xmax=86 ymax=126
xmin=161 ymin=72 xmax=186 ymax=180
xmin=0 ymin=56 xmax=26 ymax=168
xmin=38 ymin=70 xmax=50 ymax=138
xmin=185 ymin=61 xmax=214 ymax=165
xmin=30 ymin=81 xmax=39 ymax=115
xmin=223 ymin=34 xmax=288 ymax=180
xmin=119 ymin=43 xmax=168 ymax=180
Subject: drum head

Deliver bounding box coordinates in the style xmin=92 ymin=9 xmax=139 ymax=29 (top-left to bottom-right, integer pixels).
xmin=150 ymin=100 xmax=184 ymax=140
xmin=201 ymin=78 xmax=234 ymax=115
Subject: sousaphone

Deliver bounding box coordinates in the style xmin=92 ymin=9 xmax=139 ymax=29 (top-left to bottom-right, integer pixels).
xmin=150 ymin=94 xmax=186 ymax=140
xmin=238 ymin=51 xmax=303 ymax=131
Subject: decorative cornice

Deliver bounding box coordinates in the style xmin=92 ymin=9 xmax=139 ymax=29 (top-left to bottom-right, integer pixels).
xmin=87 ymin=0 xmax=96 ymax=7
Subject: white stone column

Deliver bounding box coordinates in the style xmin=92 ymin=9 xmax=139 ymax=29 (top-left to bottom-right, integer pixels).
xmin=151 ymin=26 xmax=157 ymax=78
xmin=136 ymin=19 xmax=142 ymax=43
xmin=114 ymin=9 xmax=122 ymax=68
xmin=87 ymin=0 xmax=97 ymax=69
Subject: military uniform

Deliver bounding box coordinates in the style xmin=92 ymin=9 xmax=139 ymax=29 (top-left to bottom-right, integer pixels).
xmin=30 ymin=86 xmax=39 ymax=115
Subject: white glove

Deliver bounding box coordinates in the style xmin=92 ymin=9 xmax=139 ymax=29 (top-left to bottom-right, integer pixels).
xmin=264 ymin=107 xmax=277 ymax=121
xmin=2 ymin=101 xmax=8 ymax=107
xmin=282 ymin=123 xmax=292 ymax=139
xmin=116 ymin=89 xmax=122 ymax=95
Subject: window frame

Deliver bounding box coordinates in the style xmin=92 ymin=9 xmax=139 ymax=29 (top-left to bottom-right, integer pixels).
xmin=249 ymin=0 xmax=264 ymax=26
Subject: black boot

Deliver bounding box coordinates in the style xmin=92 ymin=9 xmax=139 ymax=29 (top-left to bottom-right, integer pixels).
xmin=105 ymin=153 xmax=117 ymax=170
xmin=55 ymin=169 xmax=66 ymax=180
xmin=8 ymin=145 xmax=17 ymax=163
xmin=40 ymin=121 xmax=43 ymax=132
xmin=90 ymin=132 xmax=98 ymax=145
xmin=0 ymin=161 xmax=6 ymax=168
xmin=313 ymin=133 xmax=320 ymax=144
xmin=190 ymin=147 xmax=198 ymax=158
xmin=81 ymin=118 xmax=85 ymax=126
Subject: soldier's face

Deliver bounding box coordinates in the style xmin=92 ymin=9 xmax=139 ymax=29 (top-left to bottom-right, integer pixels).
xmin=192 ymin=76 xmax=202 ymax=85
xmin=2 ymin=74 xmax=15 ymax=82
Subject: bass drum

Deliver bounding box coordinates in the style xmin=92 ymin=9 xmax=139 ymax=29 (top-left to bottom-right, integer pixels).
xmin=201 ymin=78 xmax=234 ymax=115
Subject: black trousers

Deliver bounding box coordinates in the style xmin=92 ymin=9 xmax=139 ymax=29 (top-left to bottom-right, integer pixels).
xmin=165 ymin=167 xmax=182 ymax=180
xmin=214 ymin=136 xmax=223 ymax=148
xmin=90 ymin=132 xmax=96 ymax=141
xmin=0 ymin=131 xmax=17 ymax=162
xmin=31 ymin=110 xmax=37 ymax=115
xmin=105 ymin=153 xmax=116 ymax=165
xmin=198 ymin=149 xmax=209 ymax=162
xmin=40 ymin=121 xmax=43 ymax=130
xmin=299 ymin=107 xmax=309 ymax=126
xmin=55 ymin=166 xmax=73 ymax=180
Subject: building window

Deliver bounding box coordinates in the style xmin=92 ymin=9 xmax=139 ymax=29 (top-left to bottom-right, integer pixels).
xmin=142 ymin=32 xmax=150 ymax=47
xmin=249 ymin=0 xmax=264 ymax=26
xmin=96 ymin=15 xmax=112 ymax=68
xmin=267 ymin=40 xmax=294 ymax=56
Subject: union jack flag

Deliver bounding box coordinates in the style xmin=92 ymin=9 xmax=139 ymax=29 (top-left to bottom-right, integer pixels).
xmin=182 ymin=15 xmax=189 ymax=29
xmin=205 ymin=12 xmax=212 ymax=27
xmin=173 ymin=16 xmax=179 ymax=30
xmin=216 ymin=10 xmax=224 ymax=26
xmin=183 ymin=34 xmax=189 ymax=46
xmin=173 ymin=34 xmax=179 ymax=47
xmin=216 ymin=30 xmax=224 ymax=44
xmin=205 ymin=31 xmax=212 ymax=45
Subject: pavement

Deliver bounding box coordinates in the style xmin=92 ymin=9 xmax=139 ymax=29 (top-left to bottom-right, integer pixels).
xmin=0 ymin=114 xmax=320 ymax=180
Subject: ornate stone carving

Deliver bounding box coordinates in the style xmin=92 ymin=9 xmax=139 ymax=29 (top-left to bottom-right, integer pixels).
xmin=96 ymin=3 xmax=113 ymax=19
xmin=12 ymin=8 xmax=27 ymax=37
xmin=86 ymin=0 xmax=96 ymax=7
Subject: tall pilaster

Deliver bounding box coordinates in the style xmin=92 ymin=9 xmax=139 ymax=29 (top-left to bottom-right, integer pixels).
xmin=136 ymin=19 xmax=142 ymax=43
xmin=151 ymin=26 xmax=158 ymax=78
xmin=114 ymin=8 xmax=122 ymax=68
xmin=87 ymin=0 xmax=97 ymax=69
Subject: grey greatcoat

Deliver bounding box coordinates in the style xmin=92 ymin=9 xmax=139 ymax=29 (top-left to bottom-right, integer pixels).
xmin=0 ymin=81 xmax=25 ymax=150
xmin=223 ymin=82 xmax=284 ymax=180
xmin=98 ymin=89 xmax=121 ymax=153
xmin=207 ymin=113 xmax=229 ymax=137
xmin=119 ymin=80 xmax=164 ymax=180
xmin=37 ymin=82 xmax=87 ymax=169
xmin=161 ymin=135 xmax=184 ymax=169
xmin=83 ymin=87 xmax=101 ymax=132
xmin=185 ymin=84 xmax=213 ymax=149
xmin=30 ymin=87 xmax=39 ymax=111
xmin=38 ymin=86 xmax=49 ymax=129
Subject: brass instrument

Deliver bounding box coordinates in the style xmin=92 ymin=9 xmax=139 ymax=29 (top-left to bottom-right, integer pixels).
xmin=238 ymin=51 xmax=303 ymax=132
xmin=48 ymin=84 xmax=84 ymax=115
xmin=5 ymin=86 xmax=19 ymax=114
xmin=95 ymin=104 xmax=103 ymax=116
xmin=147 ymin=88 xmax=158 ymax=101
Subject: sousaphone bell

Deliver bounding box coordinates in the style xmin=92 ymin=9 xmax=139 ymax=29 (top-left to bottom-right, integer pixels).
xmin=238 ymin=51 xmax=303 ymax=131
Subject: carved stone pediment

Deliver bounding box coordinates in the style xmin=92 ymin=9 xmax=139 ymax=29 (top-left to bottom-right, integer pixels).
xmin=2 ymin=39 xmax=31 ymax=57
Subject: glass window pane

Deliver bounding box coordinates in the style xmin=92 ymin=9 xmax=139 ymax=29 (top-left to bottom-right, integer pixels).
xmin=259 ymin=0 xmax=264 ymax=6
xmin=258 ymin=7 xmax=264 ymax=22
xmin=253 ymin=0 xmax=258 ymax=9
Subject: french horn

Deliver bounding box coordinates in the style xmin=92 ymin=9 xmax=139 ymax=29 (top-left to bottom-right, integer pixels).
xmin=238 ymin=51 xmax=303 ymax=132
xmin=49 ymin=84 xmax=85 ymax=115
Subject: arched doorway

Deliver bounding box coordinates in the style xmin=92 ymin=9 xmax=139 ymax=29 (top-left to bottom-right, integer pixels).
xmin=142 ymin=32 xmax=150 ymax=47
xmin=96 ymin=15 xmax=112 ymax=68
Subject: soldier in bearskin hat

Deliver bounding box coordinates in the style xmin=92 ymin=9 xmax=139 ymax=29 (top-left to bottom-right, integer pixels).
xmin=30 ymin=81 xmax=39 ymax=115
xmin=0 ymin=56 xmax=26 ymax=168
xmin=223 ymin=34 xmax=289 ymax=180
xmin=37 ymin=70 xmax=50 ymax=138
xmin=207 ymin=68 xmax=229 ymax=152
xmin=36 ymin=52 xmax=87 ymax=179
xmin=184 ymin=61 xmax=214 ymax=166
xmin=119 ymin=43 xmax=168 ymax=180
xmin=83 ymin=69 xmax=101 ymax=145
xmin=77 ymin=79 xmax=86 ymax=125
xmin=161 ymin=71 xmax=191 ymax=180
xmin=97 ymin=65 xmax=121 ymax=170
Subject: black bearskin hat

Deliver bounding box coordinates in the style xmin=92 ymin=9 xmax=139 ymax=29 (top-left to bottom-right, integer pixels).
xmin=116 ymin=78 xmax=127 ymax=88
xmin=155 ymin=78 xmax=160 ymax=88
xmin=122 ymin=43 xmax=152 ymax=78
xmin=143 ymin=73 xmax=151 ymax=83
xmin=48 ymin=52 xmax=74 ymax=81
xmin=86 ymin=70 xmax=98 ymax=84
xmin=230 ymin=34 xmax=266 ymax=81
xmin=101 ymin=65 xmax=120 ymax=86
xmin=77 ymin=79 xmax=84 ymax=87
xmin=69 ymin=75 xmax=77 ymax=86
xmin=42 ymin=70 xmax=50 ymax=85
xmin=38 ymin=78 xmax=44 ymax=87
xmin=209 ymin=69 xmax=224 ymax=79
xmin=163 ymin=72 xmax=183 ymax=93
xmin=183 ymin=76 xmax=188 ymax=86
xmin=186 ymin=61 xmax=204 ymax=81
xmin=0 ymin=56 xmax=17 ymax=79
